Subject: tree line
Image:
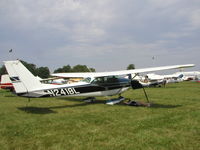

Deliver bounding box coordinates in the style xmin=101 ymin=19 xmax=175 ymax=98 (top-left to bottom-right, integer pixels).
xmin=0 ymin=60 xmax=51 ymax=79
xmin=0 ymin=60 xmax=96 ymax=79
xmin=0 ymin=60 xmax=135 ymax=79
xmin=54 ymin=65 xmax=95 ymax=73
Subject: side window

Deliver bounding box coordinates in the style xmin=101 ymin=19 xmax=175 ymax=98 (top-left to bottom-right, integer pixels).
xmin=106 ymin=76 xmax=119 ymax=83
xmin=92 ymin=77 xmax=104 ymax=84
xmin=92 ymin=76 xmax=119 ymax=85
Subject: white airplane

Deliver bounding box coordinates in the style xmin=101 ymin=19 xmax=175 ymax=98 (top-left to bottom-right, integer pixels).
xmin=145 ymin=71 xmax=200 ymax=83
xmin=4 ymin=60 xmax=194 ymax=100
xmin=0 ymin=74 xmax=14 ymax=90
xmin=173 ymin=71 xmax=200 ymax=81
xmin=143 ymin=73 xmax=184 ymax=84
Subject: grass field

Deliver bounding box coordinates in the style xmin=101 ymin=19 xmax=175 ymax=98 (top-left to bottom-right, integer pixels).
xmin=0 ymin=82 xmax=200 ymax=150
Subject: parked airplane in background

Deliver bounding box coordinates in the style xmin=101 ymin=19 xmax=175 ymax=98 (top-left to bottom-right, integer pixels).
xmin=0 ymin=74 xmax=14 ymax=90
xmin=173 ymin=71 xmax=200 ymax=81
xmin=144 ymin=73 xmax=184 ymax=84
xmin=145 ymin=73 xmax=183 ymax=81
xmin=144 ymin=71 xmax=200 ymax=83
xmin=4 ymin=60 xmax=194 ymax=101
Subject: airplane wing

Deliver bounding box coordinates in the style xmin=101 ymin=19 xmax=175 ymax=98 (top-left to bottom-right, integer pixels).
xmin=51 ymin=64 xmax=195 ymax=78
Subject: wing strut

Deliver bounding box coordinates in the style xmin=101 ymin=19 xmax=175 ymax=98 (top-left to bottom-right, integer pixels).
xmin=131 ymin=73 xmax=150 ymax=106
xmin=142 ymin=87 xmax=150 ymax=104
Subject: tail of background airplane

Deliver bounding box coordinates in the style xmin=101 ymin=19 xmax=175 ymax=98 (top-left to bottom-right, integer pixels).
xmin=0 ymin=74 xmax=14 ymax=90
xmin=4 ymin=60 xmax=43 ymax=93
xmin=178 ymin=74 xmax=184 ymax=79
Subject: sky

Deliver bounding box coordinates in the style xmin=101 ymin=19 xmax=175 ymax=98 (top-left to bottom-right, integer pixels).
xmin=0 ymin=0 xmax=200 ymax=72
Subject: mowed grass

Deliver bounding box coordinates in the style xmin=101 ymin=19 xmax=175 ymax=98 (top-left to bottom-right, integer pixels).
xmin=0 ymin=82 xmax=200 ymax=150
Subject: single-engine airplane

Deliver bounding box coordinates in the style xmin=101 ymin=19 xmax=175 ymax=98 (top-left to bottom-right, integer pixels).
xmin=4 ymin=60 xmax=194 ymax=101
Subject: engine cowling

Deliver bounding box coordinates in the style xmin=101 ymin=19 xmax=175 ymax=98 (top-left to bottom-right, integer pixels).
xmin=131 ymin=80 xmax=143 ymax=89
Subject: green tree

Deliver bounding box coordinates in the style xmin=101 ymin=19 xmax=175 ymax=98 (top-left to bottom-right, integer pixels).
xmin=54 ymin=65 xmax=95 ymax=73
xmin=36 ymin=67 xmax=50 ymax=78
xmin=127 ymin=64 xmax=135 ymax=70
xmin=0 ymin=65 xmax=7 ymax=76
xmin=20 ymin=60 xmax=50 ymax=78
xmin=89 ymin=68 xmax=96 ymax=72
xmin=54 ymin=65 xmax=71 ymax=73
xmin=1 ymin=60 xmax=50 ymax=79
xmin=21 ymin=60 xmax=37 ymax=76
xmin=62 ymin=65 xmax=72 ymax=72
xmin=72 ymin=65 xmax=91 ymax=72
xmin=53 ymin=68 xmax=63 ymax=73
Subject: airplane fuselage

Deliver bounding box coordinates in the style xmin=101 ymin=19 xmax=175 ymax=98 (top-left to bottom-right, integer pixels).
xmin=17 ymin=77 xmax=131 ymax=98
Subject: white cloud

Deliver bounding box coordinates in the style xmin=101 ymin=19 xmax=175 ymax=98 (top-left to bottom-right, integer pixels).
xmin=0 ymin=0 xmax=200 ymax=71
xmin=189 ymin=9 xmax=200 ymax=29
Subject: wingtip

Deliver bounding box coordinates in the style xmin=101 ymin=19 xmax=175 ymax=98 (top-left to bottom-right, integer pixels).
xmin=178 ymin=64 xmax=195 ymax=68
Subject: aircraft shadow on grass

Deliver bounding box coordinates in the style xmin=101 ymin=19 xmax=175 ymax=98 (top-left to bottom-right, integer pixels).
xmin=17 ymin=98 xmax=182 ymax=114
xmin=150 ymin=103 xmax=182 ymax=109
xmin=18 ymin=106 xmax=56 ymax=114
xmin=17 ymin=98 xmax=106 ymax=114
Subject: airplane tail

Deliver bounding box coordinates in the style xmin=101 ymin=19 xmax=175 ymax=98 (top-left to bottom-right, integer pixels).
xmin=4 ymin=60 xmax=43 ymax=94
xmin=178 ymin=74 xmax=184 ymax=78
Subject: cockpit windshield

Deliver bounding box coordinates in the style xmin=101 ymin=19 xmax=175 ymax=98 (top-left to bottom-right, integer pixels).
xmin=81 ymin=77 xmax=92 ymax=83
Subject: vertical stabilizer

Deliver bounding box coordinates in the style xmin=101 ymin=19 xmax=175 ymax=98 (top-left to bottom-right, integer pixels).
xmin=4 ymin=60 xmax=43 ymax=93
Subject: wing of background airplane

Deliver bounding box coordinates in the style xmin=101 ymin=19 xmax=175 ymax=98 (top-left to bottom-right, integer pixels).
xmin=51 ymin=64 xmax=195 ymax=78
